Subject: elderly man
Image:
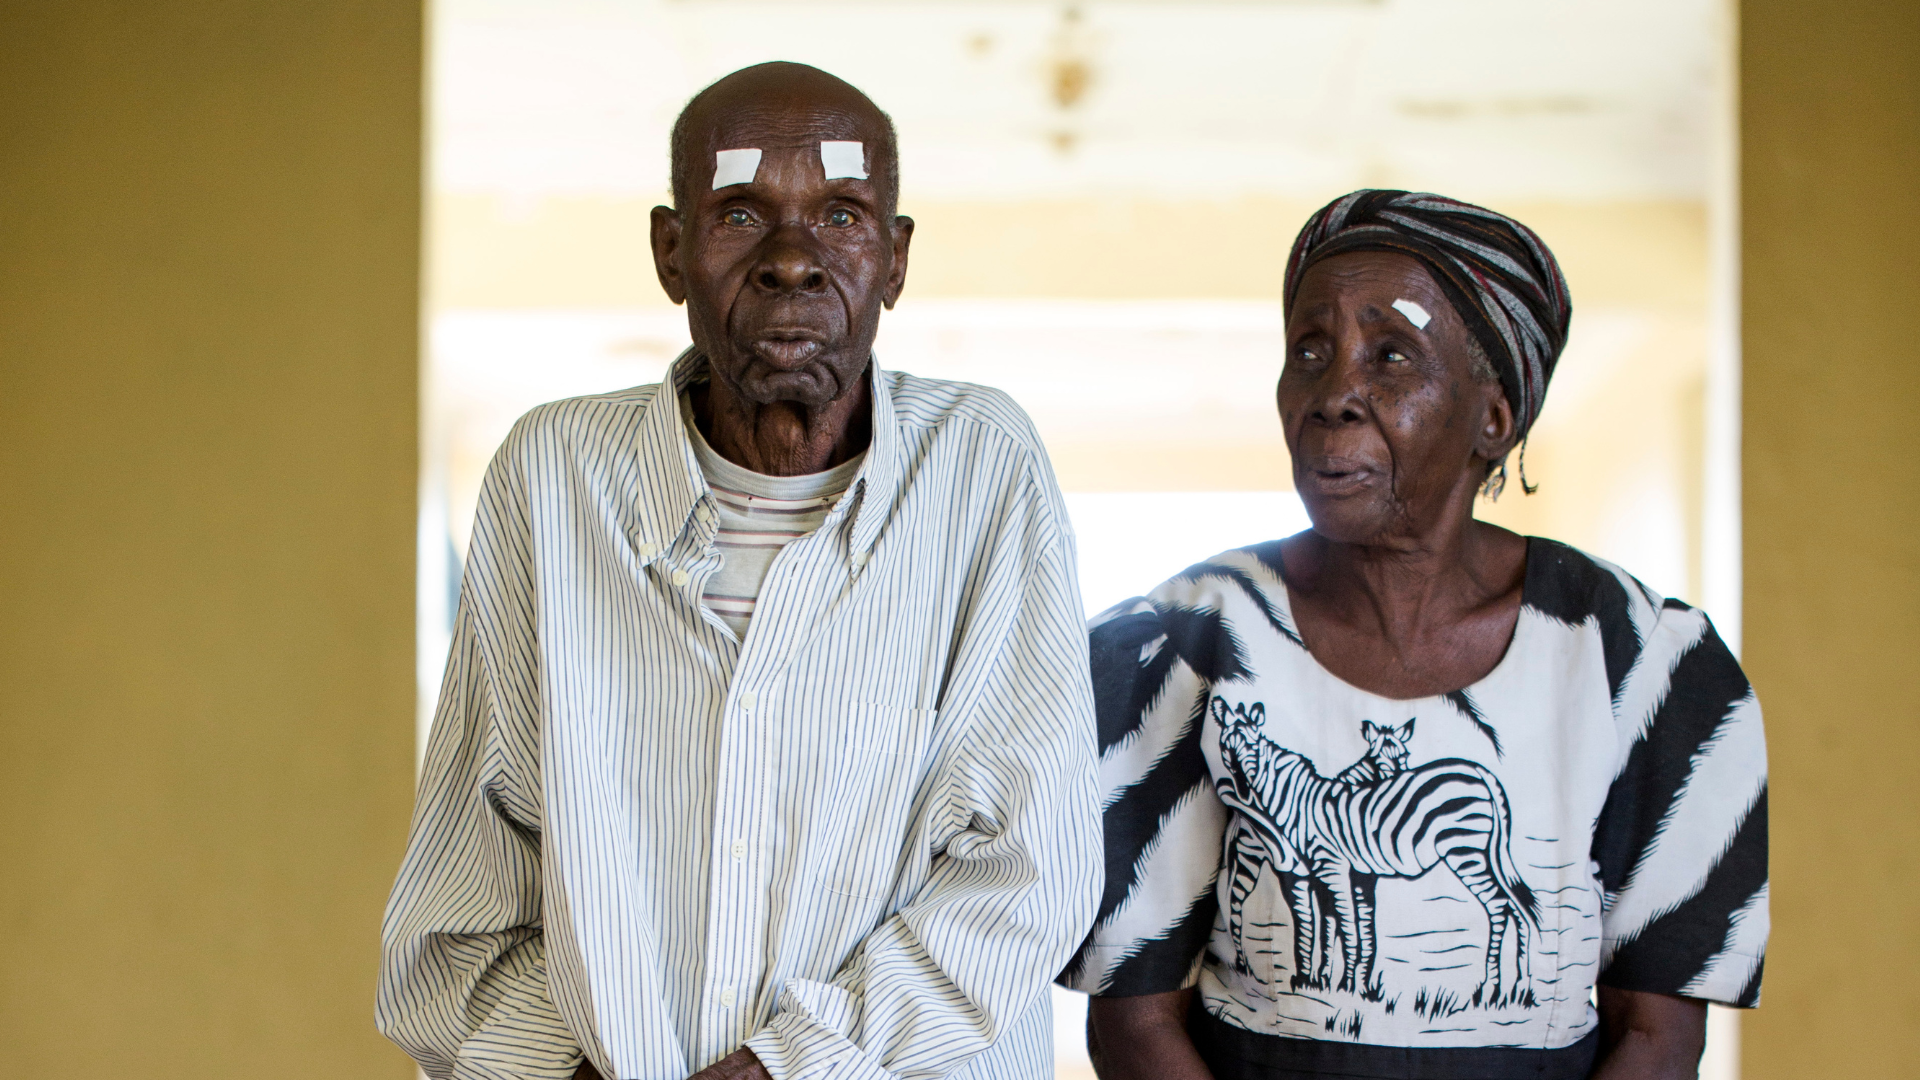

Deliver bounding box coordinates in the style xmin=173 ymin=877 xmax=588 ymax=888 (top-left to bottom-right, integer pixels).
xmin=378 ymin=63 xmax=1101 ymax=1080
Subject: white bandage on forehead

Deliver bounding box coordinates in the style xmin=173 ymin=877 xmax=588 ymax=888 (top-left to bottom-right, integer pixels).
xmin=711 ymin=148 xmax=762 ymax=190
xmin=1392 ymin=298 xmax=1432 ymax=330
xmin=819 ymin=140 xmax=868 ymax=180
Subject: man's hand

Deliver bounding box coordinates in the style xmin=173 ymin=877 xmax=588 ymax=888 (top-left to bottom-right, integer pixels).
xmin=1087 ymin=988 xmax=1214 ymax=1080
xmin=574 ymin=1048 xmax=773 ymax=1080
xmin=690 ymin=1048 xmax=774 ymax=1080
xmin=1591 ymin=986 xmax=1707 ymax=1080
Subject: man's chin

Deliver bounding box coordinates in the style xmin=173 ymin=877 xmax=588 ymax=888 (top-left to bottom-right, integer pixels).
xmin=731 ymin=352 xmax=869 ymax=406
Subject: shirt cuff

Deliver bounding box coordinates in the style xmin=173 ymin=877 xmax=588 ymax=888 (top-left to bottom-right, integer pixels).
xmin=744 ymin=979 xmax=896 ymax=1080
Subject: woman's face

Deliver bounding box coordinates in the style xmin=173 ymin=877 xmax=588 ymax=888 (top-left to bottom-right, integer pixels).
xmin=1279 ymin=250 xmax=1514 ymax=546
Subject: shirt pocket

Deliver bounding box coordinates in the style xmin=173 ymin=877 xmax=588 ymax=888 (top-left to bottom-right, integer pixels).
xmin=818 ymin=702 xmax=938 ymax=901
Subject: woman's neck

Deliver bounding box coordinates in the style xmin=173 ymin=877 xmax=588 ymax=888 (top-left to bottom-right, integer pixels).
xmin=1279 ymin=517 xmax=1528 ymax=700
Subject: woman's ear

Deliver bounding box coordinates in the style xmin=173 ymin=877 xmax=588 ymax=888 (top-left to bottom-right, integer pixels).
xmin=1475 ymin=381 xmax=1518 ymax=465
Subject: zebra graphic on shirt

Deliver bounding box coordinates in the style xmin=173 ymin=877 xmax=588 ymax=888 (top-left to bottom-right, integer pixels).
xmin=1222 ymin=718 xmax=1416 ymax=990
xmin=1211 ymin=698 xmax=1537 ymax=1005
xmin=1335 ymin=719 xmax=1416 ymax=783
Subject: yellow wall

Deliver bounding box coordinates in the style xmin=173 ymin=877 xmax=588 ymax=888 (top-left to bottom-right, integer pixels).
xmin=1741 ymin=0 xmax=1920 ymax=1075
xmin=0 ymin=3 xmax=421 ymax=1077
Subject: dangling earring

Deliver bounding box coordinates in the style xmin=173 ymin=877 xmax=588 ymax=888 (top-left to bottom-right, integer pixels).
xmin=1517 ymin=437 xmax=1538 ymax=495
xmin=1481 ymin=458 xmax=1509 ymax=501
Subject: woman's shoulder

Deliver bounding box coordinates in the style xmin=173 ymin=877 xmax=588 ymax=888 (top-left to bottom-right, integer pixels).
xmin=1090 ymin=539 xmax=1292 ymax=632
xmin=1522 ymin=535 xmax=1678 ymax=629
xmin=1520 ymin=536 xmax=1733 ymax=700
xmin=1106 ymin=539 xmax=1296 ymax=629
xmin=1087 ymin=540 xmax=1305 ymax=693
xmin=1139 ymin=539 xmax=1292 ymax=610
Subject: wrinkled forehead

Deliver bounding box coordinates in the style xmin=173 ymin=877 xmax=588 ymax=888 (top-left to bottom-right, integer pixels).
xmin=1298 ymin=249 xmax=1437 ymax=294
xmin=1289 ymin=249 xmax=1453 ymax=322
xmin=698 ymin=102 xmax=884 ymax=157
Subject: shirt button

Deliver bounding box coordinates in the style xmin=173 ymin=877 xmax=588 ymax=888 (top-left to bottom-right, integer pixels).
xmin=739 ymin=691 xmax=756 ymax=710
xmin=731 ymin=838 xmax=746 ymax=860
xmin=670 ymin=568 xmax=690 ymax=587
xmin=719 ymin=986 xmax=736 ymax=1008
xmin=639 ymin=541 xmax=658 ymax=557
xmin=850 ymin=551 xmax=868 ymax=569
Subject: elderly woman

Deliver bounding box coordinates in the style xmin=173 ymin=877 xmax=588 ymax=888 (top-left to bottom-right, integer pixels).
xmin=1061 ymin=192 xmax=1767 ymax=1080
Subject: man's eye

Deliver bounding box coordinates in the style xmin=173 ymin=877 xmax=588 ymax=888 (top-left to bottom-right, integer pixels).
xmin=1384 ymin=349 xmax=1410 ymax=364
xmin=826 ymin=208 xmax=855 ymax=227
xmin=723 ymin=209 xmax=754 ymax=227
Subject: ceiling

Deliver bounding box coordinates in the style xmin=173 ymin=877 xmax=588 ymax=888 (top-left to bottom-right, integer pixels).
xmin=434 ymin=0 xmax=1730 ymax=205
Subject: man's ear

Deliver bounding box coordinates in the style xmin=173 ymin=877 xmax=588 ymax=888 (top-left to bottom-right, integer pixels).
xmin=650 ymin=205 xmax=688 ymax=306
xmin=882 ymin=215 xmax=914 ymax=310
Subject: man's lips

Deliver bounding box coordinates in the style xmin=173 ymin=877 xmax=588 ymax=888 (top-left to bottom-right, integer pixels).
xmin=746 ymin=330 xmax=827 ymax=368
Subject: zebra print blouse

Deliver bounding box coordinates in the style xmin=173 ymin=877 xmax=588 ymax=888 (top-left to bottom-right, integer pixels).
xmin=1060 ymin=537 xmax=1766 ymax=1058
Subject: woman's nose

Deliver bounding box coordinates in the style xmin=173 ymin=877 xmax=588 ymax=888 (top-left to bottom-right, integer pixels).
xmin=1305 ymin=359 xmax=1369 ymax=426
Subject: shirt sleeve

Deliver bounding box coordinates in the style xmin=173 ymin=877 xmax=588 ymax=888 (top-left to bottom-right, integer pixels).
xmin=746 ymin=514 xmax=1103 ymax=1080
xmin=377 ymin=461 xmax=585 ymax=1079
xmin=1058 ymin=598 xmax=1228 ymax=998
xmin=1594 ymin=601 xmax=1768 ymax=1007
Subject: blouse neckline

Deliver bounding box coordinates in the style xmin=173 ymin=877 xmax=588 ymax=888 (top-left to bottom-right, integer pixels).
xmin=1265 ymin=535 xmax=1540 ymax=707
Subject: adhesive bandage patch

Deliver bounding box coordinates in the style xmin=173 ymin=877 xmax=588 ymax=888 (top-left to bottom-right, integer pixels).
xmin=1392 ymin=298 xmax=1432 ymax=330
xmin=711 ymin=148 xmax=762 ymax=189
xmin=819 ymin=140 xmax=868 ymax=180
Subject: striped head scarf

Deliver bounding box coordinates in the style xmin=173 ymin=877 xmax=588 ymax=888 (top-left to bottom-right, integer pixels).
xmin=1283 ymin=190 xmax=1573 ymax=453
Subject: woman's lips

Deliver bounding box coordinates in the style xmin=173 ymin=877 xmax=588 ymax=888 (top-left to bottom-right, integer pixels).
xmin=1299 ymin=460 xmax=1380 ymax=497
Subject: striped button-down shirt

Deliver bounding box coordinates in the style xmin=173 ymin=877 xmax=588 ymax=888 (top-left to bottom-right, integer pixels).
xmin=379 ymin=353 xmax=1103 ymax=1080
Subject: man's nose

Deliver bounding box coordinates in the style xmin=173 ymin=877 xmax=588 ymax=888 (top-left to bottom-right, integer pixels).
xmin=751 ymin=226 xmax=828 ymax=294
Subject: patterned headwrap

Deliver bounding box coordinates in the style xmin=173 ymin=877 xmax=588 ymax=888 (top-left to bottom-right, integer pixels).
xmin=1283 ymin=190 xmax=1573 ymax=458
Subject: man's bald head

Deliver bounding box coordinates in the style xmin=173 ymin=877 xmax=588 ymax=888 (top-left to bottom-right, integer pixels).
xmin=669 ymin=62 xmax=900 ymax=217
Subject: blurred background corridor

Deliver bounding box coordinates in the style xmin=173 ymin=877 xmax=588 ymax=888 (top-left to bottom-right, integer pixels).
xmin=3 ymin=1 xmax=1916 ymax=1077
xmin=420 ymin=3 xmax=1739 ymax=1074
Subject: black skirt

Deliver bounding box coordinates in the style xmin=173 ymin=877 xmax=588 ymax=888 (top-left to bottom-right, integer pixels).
xmin=1188 ymin=998 xmax=1600 ymax=1080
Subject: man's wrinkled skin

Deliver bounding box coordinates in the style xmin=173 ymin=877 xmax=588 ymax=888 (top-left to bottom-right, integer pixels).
xmin=575 ymin=61 xmax=912 ymax=1080
xmin=649 ymin=61 xmax=912 ymax=478
xmin=1084 ymin=251 xmax=1709 ymax=1080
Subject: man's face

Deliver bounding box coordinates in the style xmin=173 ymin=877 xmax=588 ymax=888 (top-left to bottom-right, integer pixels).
xmin=651 ymin=106 xmax=912 ymax=410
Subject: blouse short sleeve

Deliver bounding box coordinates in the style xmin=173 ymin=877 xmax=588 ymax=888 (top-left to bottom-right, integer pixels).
xmin=1058 ymin=599 xmax=1230 ymax=997
xmin=1592 ymin=601 xmax=1769 ymax=1007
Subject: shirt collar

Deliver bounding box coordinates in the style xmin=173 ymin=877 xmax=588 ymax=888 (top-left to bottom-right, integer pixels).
xmin=629 ymin=349 xmax=902 ymax=564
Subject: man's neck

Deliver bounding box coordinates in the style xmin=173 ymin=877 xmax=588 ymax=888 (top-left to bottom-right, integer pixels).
xmin=691 ymin=373 xmax=872 ymax=477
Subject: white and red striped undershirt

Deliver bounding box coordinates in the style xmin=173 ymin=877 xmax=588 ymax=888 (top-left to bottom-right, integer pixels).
xmin=685 ymin=401 xmax=865 ymax=637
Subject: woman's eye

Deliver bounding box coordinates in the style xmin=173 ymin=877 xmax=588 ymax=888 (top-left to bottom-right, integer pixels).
xmin=826 ymin=208 xmax=854 ymax=227
xmin=723 ymin=209 xmax=753 ymax=227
